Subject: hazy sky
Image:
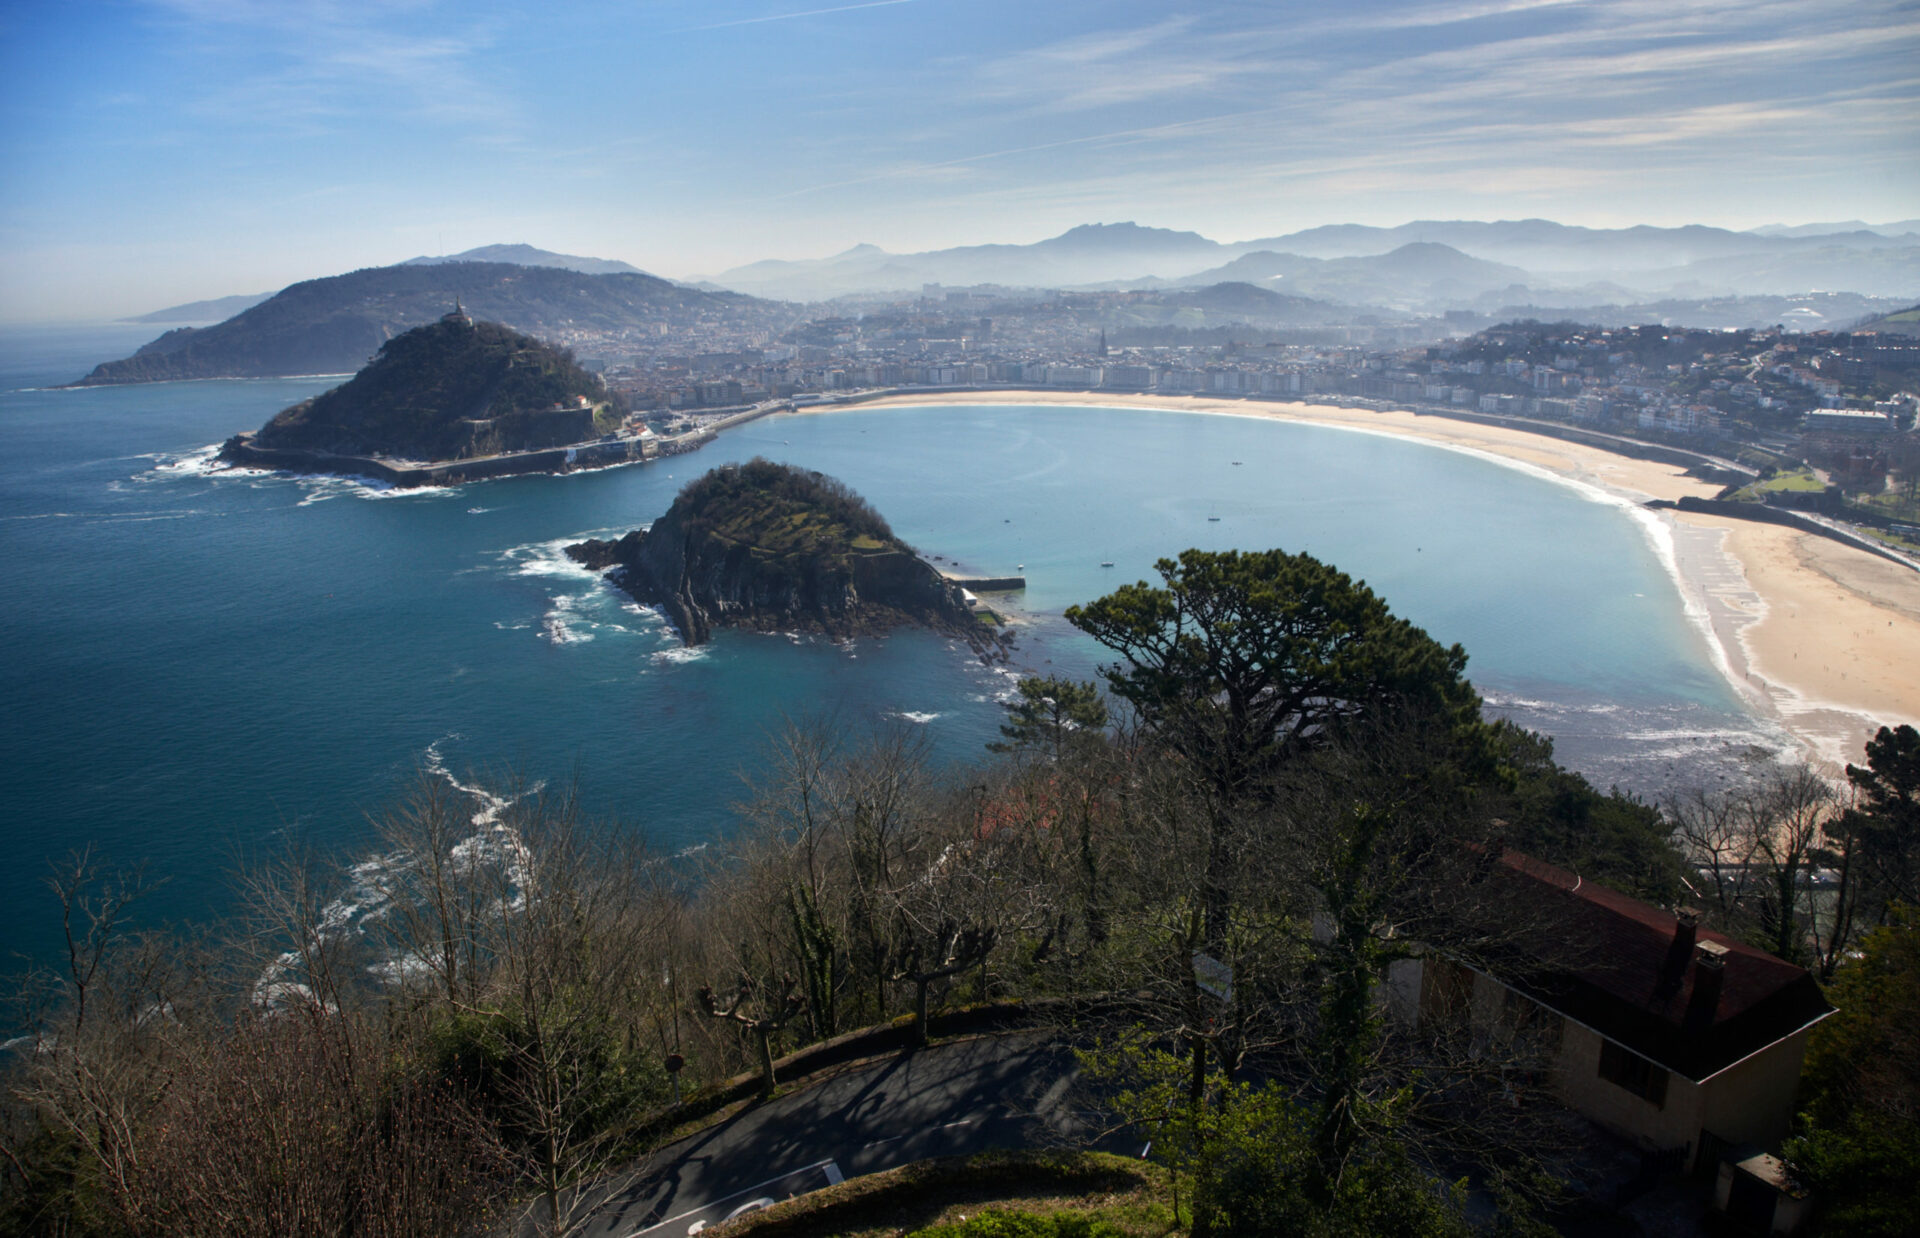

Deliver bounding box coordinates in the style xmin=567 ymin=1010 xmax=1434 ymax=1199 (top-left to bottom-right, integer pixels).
xmin=3 ymin=0 xmax=1916 ymax=321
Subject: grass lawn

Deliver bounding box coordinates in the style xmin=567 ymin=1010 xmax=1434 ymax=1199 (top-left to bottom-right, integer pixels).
xmin=1755 ymin=469 xmax=1827 ymax=493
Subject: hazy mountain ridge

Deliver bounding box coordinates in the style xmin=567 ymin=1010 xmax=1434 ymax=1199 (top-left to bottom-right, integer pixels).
xmin=703 ymin=219 xmax=1920 ymax=307
xmin=1135 ymin=243 xmax=1537 ymax=310
xmin=401 ymin=243 xmax=651 ymax=278
xmin=123 ymin=292 xmax=275 ymax=324
xmin=72 ymin=262 xmax=783 ymax=386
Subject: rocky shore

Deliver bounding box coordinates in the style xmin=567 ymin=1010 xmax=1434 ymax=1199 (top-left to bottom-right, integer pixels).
xmin=567 ymin=459 xmax=1012 ymax=657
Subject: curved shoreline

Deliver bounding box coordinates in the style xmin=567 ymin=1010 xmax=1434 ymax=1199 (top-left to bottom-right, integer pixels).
xmin=812 ymin=390 xmax=1920 ymax=772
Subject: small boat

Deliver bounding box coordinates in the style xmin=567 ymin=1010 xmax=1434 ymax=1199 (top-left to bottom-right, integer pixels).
xmin=1231 ymin=460 xmax=1243 ymax=466
xmin=1100 ymin=561 xmax=1115 ymax=567
xmin=1208 ymin=515 xmax=1221 ymax=522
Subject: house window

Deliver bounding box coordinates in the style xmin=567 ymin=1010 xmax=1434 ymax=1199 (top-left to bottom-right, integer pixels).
xmin=1598 ymin=1040 xmax=1669 ymax=1108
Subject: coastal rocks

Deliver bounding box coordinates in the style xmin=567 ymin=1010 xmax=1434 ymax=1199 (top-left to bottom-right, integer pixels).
xmin=565 ymin=459 xmax=1009 ymax=654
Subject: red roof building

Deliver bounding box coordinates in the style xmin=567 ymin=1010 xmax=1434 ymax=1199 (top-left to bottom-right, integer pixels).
xmin=1398 ymin=851 xmax=1834 ymax=1178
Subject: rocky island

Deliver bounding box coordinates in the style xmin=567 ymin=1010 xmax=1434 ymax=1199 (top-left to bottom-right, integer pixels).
xmin=567 ymin=459 xmax=1009 ymax=653
xmin=218 ymin=310 xmax=645 ymax=485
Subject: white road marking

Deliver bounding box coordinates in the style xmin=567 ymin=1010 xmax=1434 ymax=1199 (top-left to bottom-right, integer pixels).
xmin=860 ymin=1116 xmax=976 ymax=1150
xmin=1035 ymin=1074 xmax=1074 ymax=1113
xmin=626 ymin=1159 xmax=840 ymax=1237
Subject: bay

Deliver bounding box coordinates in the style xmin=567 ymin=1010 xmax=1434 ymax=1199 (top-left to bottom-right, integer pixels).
xmin=0 ymin=327 xmax=1781 ymax=967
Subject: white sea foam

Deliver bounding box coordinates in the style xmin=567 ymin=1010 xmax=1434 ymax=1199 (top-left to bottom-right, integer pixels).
xmin=292 ymin=474 xmax=460 ymax=506
xmin=1483 ymin=694 xmax=1621 ymax=717
xmin=541 ymin=594 xmax=594 ymax=645
xmin=500 ymin=534 xmax=611 ymax=581
xmin=891 ymin=710 xmax=942 ymax=724
xmin=147 ymin=443 xmax=224 ymax=477
xmin=247 ymin=739 xmax=551 ymax=1004
xmin=651 ymin=645 xmax=709 ymax=666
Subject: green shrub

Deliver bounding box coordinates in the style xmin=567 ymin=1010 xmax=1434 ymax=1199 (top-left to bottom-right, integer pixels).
xmin=909 ymin=1210 xmax=1124 ymax=1238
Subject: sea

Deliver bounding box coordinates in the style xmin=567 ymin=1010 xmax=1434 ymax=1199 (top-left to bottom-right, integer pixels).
xmin=0 ymin=324 xmax=1789 ymax=968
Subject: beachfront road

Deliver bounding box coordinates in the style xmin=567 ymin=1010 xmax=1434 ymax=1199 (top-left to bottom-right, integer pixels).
xmin=570 ymin=1033 xmax=1090 ymax=1237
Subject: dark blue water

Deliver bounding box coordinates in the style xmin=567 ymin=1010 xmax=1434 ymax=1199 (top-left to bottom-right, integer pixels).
xmin=0 ymin=326 xmax=1778 ymax=965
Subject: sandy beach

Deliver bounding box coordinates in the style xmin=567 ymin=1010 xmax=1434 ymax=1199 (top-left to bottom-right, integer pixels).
xmin=843 ymin=390 xmax=1920 ymax=771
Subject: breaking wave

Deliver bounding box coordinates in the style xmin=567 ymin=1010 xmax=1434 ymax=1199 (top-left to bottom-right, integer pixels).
xmin=253 ymin=738 xmax=538 ymax=1009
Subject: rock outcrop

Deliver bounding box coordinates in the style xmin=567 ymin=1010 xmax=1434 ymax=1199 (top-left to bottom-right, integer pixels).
xmin=567 ymin=459 xmax=1004 ymax=651
xmin=221 ymin=313 xmax=609 ymax=465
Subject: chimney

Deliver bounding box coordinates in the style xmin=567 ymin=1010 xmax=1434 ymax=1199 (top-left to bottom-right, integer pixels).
xmin=1674 ymin=907 xmax=1701 ymax=952
xmin=1656 ymin=907 xmax=1704 ymax=1000
xmin=1685 ymin=939 xmax=1730 ymax=1029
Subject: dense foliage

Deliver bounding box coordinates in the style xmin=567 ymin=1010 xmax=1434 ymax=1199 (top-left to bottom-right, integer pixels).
xmin=670 ymin=457 xmax=899 ymax=551
xmin=1785 ymin=910 xmax=1920 ymax=1236
xmin=256 ymin=316 xmax=606 ymax=460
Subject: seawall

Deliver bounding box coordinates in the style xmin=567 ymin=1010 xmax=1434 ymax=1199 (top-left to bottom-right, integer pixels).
xmin=1647 ymin=496 xmax=1920 ymax=574
xmin=220 ymin=432 xmax=652 ymax=487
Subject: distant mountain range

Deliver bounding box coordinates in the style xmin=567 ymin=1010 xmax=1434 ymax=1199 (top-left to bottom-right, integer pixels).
xmin=85 ymin=222 xmax=1920 ymax=386
xmin=73 ymin=262 xmax=781 ymax=386
xmin=400 ymin=243 xmax=651 ymax=278
xmin=701 ymin=219 xmax=1920 ymax=308
xmin=124 ymin=246 xmax=643 ymax=324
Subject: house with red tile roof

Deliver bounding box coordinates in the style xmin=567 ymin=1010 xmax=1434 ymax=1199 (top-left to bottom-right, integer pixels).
xmin=1395 ymin=851 xmax=1834 ymax=1179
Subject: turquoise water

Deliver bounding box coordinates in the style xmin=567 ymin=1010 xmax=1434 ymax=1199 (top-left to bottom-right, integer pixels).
xmin=0 ymin=327 xmax=1776 ymax=966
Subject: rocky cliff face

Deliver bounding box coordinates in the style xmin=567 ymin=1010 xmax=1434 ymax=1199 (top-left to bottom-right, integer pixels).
xmin=565 ymin=460 xmax=1000 ymax=650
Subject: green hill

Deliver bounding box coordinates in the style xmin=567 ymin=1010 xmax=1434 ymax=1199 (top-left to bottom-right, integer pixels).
xmin=246 ymin=313 xmax=609 ymax=461
xmin=1858 ymin=301 xmax=1920 ymax=336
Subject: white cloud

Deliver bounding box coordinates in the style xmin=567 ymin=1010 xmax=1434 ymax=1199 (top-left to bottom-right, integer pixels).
xmin=140 ymin=0 xmax=518 ymax=138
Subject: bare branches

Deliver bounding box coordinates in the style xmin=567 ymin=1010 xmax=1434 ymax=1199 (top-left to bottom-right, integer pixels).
xmin=697 ymin=975 xmax=805 ymax=1095
xmin=44 ymin=848 xmax=163 ymax=1037
xmin=1665 ymin=763 xmax=1846 ymax=964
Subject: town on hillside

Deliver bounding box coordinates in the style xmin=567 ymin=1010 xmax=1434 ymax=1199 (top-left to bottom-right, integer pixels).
xmin=594 ymin=307 xmax=1920 ymax=555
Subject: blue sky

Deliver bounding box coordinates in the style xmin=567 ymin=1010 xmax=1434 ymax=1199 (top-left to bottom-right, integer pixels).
xmin=2 ymin=0 xmax=1916 ymax=320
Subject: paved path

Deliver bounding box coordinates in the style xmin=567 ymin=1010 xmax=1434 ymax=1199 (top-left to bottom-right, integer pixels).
xmin=572 ymin=1033 xmax=1088 ymax=1237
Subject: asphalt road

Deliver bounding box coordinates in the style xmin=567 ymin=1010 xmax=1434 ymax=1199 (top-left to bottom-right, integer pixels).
xmin=572 ymin=1032 xmax=1090 ymax=1237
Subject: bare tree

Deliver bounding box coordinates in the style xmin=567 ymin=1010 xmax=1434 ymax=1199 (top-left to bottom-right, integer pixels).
xmin=368 ymin=770 xmax=496 ymax=1009
xmin=1667 ymin=764 xmax=1842 ymax=963
xmin=890 ymin=921 xmax=997 ymax=1048
xmin=1746 ymin=765 xmax=1839 ymax=964
xmin=1667 ymin=783 xmax=1766 ymax=920
xmin=463 ymin=789 xmax=675 ymax=1238
xmin=697 ymin=974 xmax=806 ymax=1095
